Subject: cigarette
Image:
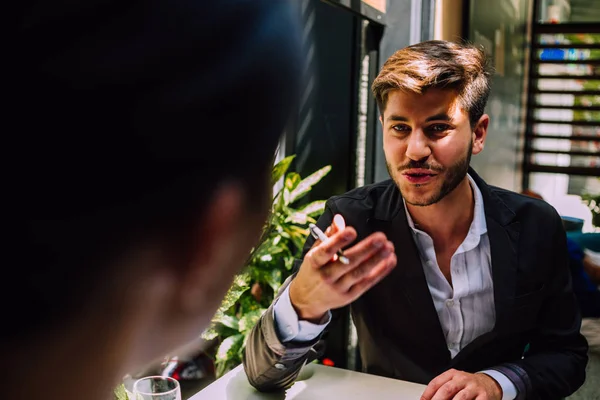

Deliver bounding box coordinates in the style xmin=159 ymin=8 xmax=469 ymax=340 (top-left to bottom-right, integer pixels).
xmin=309 ymin=223 xmax=350 ymax=265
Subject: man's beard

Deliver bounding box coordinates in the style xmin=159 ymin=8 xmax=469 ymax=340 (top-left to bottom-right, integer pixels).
xmin=386 ymin=141 xmax=472 ymax=207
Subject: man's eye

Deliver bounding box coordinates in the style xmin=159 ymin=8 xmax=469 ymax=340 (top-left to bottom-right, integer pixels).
xmin=392 ymin=124 xmax=410 ymax=132
xmin=428 ymin=124 xmax=451 ymax=133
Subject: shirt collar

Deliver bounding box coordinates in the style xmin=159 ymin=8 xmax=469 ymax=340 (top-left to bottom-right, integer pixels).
xmin=403 ymin=174 xmax=488 ymax=237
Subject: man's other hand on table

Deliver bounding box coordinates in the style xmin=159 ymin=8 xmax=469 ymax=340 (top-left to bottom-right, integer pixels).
xmin=421 ymin=369 xmax=502 ymax=400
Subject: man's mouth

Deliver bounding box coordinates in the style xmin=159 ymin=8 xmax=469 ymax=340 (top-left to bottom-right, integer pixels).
xmin=402 ymin=169 xmax=438 ymax=183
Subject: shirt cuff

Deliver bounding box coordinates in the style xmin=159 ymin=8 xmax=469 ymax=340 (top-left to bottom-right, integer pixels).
xmin=480 ymin=369 xmax=518 ymax=400
xmin=272 ymin=285 xmax=331 ymax=342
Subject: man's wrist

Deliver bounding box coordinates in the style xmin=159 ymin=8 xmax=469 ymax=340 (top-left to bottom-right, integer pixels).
xmin=291 ymin=302 xmax=328 ymax=323
xmin=288 ymin=282 xmax=328 ymax=323
xmin=273 ymin=285 xmax=330 ymax=342
xmin=477 ymin=372 xmax=503 ymax=399
xmin=479 ymin=369 xmax=519 ymax=400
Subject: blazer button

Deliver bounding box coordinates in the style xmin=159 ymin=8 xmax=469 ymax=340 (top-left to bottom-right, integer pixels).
xmin=275 ymin=363 xmax=287 ymax=370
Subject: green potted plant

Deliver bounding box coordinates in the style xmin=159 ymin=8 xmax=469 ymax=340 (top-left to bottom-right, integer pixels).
xmin=202 ymin=155 xmax=331 ymax=376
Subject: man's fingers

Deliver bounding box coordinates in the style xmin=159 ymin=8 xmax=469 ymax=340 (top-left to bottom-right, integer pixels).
xmin=333 ymin=214 xmax=346 ymax=230
xmin=306 ymin=227 xmax=357 ymax=268
xmin=430 ymin=379 xmax=465 ymax=400
xmin=328 ymin=216 xmax=344 ymax=262
xmin=343 ymin=232 xmax=389 ymax=260
xmin=310 ymin=214 xmax=344 ymax=250
xmin=421 ymin=369 xmax=458 ymax=400
xmin=319 ymin=232 xmax=389 ymax=281
xmin=452 ymin=388 xmax=476 ymax=400
xmin=336 ymin=244 xmax=396 ymax=291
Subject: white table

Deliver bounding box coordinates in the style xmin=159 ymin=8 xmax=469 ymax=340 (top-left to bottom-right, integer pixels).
xmin=189 ymin=363 xmax=427 ymax=399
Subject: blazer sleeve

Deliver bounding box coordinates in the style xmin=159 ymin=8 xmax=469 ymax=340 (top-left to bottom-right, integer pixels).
xmin=489 ymin=213 xmax=589 ymax=400
xmin=243 ymin=202 xmax=338 ymax=392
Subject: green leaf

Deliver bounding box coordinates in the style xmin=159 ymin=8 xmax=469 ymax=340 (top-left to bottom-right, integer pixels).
xmin=275 ymin=190 xmax=286 ymax=209
xmin=234 ymin=273 xmax=252 ymax=287
xmin=114 ymin=384 xmax=129 ymax=400
xmin=285 ymin=225 xmax=310 ymax=244
xmin=285 ymin=172 xmax=302 ymax=191
xmin=298 ymin=200 xmax=327 ymax=217
xmin=238 ymin=293 xmax=262 ymax=312
xmin=250 ymin=242 xmax=286 ymax=265
xmin=212 ymin=312 xmax=239 ymax=330
xmin=278 ymin=230 xmax=291 ymax=240
xmin=271 ymin=244 xmax=289 ymax=256
xmin=289 ymin=166 xmax=331 ymax=203
xmin=259 ymin=254 xmax=273 ymax=262
xmin=286 ymin=225 xmax=309 ymax=236
xmin=216 ymin=334 xmax=244 ymax=362
xmin=272 ymin=155 xmax=296 ymax=184
xmin=238 ymin=309 xmax=267 ymax=334
xmin=216 ymin=361 xmax=228 ymax=378
xmin=285 ymin=211 xmax=308 ymax=225
xmin=216 ymin=358 xmax=240 ymax=378
xmin=265 ymin=269 xmax=282 ymax=293
xmin=216 ymin=274 xmax=251 ymax=313
xmin=284 ymin=256 xmax=296 ymax=270
xmin=238 ymin=340 xmax=247 ymax=358
xmin=283 ymin=188 xmax=291 ymax=206
xmin=201 ymin=327 xmax=219 ymax=341
xmin=282 ymin=225 xmax=310 ymax=254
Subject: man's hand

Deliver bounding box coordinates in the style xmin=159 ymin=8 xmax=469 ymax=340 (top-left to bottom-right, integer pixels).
xmin=421 ymin=369 xmax=503 ymax=400
xmin=289 ymin=214 xmax=397 ymax=322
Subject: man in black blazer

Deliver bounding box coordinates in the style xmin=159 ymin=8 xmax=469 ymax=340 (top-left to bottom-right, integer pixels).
xmin=243 ymin=41 xmax=587 ymax=400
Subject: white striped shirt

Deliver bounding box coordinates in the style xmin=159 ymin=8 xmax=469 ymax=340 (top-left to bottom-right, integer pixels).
xmin=403 ymin=174 xmax=495 ymax=358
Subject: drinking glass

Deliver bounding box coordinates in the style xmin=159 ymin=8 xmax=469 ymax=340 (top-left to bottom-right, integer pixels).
xmin=132 ymin=376 xmax=181 ymax=400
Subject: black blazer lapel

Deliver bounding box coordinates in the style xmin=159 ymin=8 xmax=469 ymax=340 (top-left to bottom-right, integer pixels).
xmin=448 ymin=170 xmax=521 ymax=366
xmin=450 ymin=215 xmax=520 ymax=365
xmin=469 ymin=169 xmax=521 ymax=334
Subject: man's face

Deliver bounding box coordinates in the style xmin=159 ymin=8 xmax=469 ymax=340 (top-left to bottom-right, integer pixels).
xmin=381 ymin=88 xmax=486 ymax=206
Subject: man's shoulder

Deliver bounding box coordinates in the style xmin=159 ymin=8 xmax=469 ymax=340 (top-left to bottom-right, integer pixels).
xmin=330 ymin=179 xmax=396 ymax=201
xmin=488 ymin=185 xmax=560 ymax=221
xmin=327 ymin=179 xmax=397 ymax=215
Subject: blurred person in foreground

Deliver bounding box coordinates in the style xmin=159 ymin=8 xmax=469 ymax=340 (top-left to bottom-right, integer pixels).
xmin=244 ymin=41 xmax=588 ymax=400
xmin=5 ymin=2 xmax=302 ymax=400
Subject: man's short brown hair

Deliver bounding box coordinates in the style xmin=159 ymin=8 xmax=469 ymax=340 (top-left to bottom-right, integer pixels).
xmin=372 ymin=40 xmax=493 ymax=126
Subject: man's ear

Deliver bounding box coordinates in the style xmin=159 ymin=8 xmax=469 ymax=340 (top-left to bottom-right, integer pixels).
xmin=379 ymin=114 xmax=384 ymax=126
xmin=472 ymin=114 xmax=489 ymax=155
xmin=177 ymin=183 xmax=248 ymax=314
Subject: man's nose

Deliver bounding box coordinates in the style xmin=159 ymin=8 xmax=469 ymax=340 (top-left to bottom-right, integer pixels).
xmin=405 ymin=129 xmax=432 ymax=161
